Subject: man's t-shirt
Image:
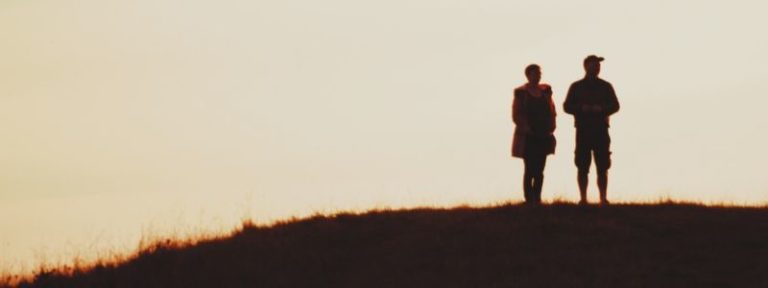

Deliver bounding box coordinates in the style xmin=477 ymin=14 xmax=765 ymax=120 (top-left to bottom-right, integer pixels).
xmin=563 ymin=77 xmax=620 ymax=130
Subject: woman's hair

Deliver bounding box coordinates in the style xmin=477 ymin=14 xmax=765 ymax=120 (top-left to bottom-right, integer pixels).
xmin=525 ymin=64 xmax=540 ymax=77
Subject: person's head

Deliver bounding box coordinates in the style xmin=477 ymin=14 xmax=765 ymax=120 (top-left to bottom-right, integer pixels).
xmin=583 ymin=55 xmax=604 ymax=78
xmin=524 ymin=64 xmax=541 ymax=85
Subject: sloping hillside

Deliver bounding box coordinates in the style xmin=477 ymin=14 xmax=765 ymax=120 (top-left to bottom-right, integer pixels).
xmin=7 ymin=203 xmax=768 ymax=287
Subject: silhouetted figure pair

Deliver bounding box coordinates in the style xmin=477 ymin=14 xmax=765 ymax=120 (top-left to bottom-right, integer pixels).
xmin=512 ymin=55 xmax=620 ymax=205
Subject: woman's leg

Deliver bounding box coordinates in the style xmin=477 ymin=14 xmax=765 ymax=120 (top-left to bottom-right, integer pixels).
xmin=523 ymin=157 xmax=534 ymax=203
xmin=532 ymin=155 xmax=547 ymax=203
xmin=524 ymin=155 xmax=547 ymax=204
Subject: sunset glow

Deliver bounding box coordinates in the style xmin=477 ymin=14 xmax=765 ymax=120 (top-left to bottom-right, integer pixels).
xmin=2 ymin=0 xmax=767 ymax=275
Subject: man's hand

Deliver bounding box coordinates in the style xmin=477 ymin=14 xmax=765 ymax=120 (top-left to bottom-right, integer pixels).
xmin=581 ymin=104 xmax=604 ymax=113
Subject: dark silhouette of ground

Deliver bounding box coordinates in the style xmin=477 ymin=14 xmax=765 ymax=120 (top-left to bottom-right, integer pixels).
xmin=4 ymin=203 xmax=768 ymax=287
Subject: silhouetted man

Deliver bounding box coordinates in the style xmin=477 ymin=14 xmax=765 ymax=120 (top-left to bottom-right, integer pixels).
xmin=563 ymin=55 xmax=620 ymax=205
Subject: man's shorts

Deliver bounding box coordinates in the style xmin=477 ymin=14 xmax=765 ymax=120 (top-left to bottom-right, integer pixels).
xmin=575 ymin=128 xmax=611 ymax=172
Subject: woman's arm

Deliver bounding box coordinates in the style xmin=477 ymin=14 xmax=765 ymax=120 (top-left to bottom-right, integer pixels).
xmin=548 ymin=94 xmax=557 ymax=133
xmin=512 ymin=89 xmax=528 ymax=131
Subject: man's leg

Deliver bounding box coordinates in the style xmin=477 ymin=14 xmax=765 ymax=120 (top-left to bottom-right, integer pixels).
xmin=597 ymin=169 xmax=608 ymax=204
xmin=578 ymin=168 xmax=588 ymax=204
xmin=594 ymin=129 xmax=612 ymax=205
xmin=575 ymin=142 xmax=592 ymax=204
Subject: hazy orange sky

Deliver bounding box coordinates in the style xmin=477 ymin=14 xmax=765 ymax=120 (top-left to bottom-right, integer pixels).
xmin=2 ymin=0 xmax=768 ymax=273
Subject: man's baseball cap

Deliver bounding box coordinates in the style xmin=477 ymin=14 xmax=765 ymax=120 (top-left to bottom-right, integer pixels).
xmin=584 ymin=55 xmax=605 ymax=64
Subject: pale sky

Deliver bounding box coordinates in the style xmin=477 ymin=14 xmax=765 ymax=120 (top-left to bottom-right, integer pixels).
xmin=2 ymin=0 xmax=768 ymax=274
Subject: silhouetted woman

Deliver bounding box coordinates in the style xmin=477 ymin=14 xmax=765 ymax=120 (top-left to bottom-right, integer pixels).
xmin=512 ymin=64 xmax=557 ymax=204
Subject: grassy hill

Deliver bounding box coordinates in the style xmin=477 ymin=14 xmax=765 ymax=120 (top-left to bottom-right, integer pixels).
xmin=4 ymin=203 xmax=768 ymax=287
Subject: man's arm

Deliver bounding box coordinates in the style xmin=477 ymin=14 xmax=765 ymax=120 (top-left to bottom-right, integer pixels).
xmin=604 ymin=83 xmax=620 ymax=116
xmin=563 ymin=83 xmax=579 ymax=115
